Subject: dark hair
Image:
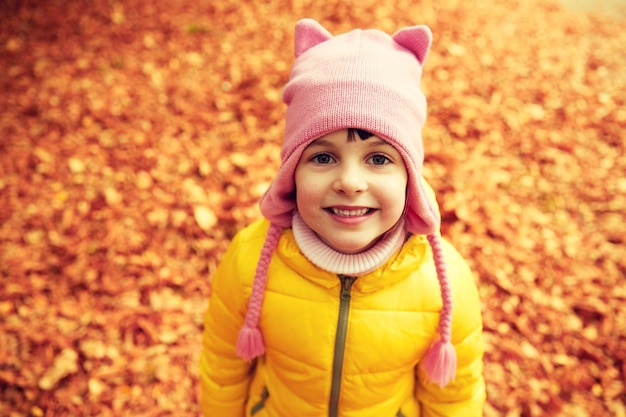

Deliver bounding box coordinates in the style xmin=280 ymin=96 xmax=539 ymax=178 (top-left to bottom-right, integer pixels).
xmin=347 ymin=128 xmax=373 ymax=141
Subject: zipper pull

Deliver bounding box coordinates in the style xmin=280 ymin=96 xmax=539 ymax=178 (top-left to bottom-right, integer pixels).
xmin=339 ymin=275 xmax=356 ymax=300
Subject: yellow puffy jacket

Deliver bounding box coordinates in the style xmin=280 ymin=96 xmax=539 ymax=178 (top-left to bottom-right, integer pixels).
xmin=200 ymin=219 xmax=485 ymax=417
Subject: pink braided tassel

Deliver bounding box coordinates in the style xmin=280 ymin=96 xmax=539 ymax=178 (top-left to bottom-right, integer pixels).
xmin=236 ymin=325 xmax=265 ymax=361
xmin=236 ymin=224 xmax=282 ymax=361
xmin=422 ymin=233 xmax=456 ymax=387
xmin=422 ymin=338 xmax=457 ymax=387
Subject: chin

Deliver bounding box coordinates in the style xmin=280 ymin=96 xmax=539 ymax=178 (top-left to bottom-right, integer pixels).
xmin=325 ymin=238 xmax=376 ymax=254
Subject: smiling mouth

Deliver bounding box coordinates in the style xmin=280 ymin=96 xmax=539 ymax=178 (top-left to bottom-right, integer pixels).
xmin=327 ymin=208 xmax=372 ymax=217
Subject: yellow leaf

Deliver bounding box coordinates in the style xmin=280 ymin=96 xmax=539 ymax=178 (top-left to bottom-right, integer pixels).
xmin=38 ymin=348 xmax=79 ymax=390
xmin=193 ymin=206 xmax=217 ymax=231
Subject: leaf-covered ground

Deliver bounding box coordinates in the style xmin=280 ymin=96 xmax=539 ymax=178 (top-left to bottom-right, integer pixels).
xmin=1 ymin=0 xmax=625 ymax=416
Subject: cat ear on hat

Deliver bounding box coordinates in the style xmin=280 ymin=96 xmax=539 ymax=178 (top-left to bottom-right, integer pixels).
xmin=294 ymin=18 xmax=333 ymax=57
xmin=392 ymin=25 xmax=433 ymax=65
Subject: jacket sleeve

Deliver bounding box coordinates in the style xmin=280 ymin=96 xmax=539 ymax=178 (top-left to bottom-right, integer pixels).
xmin=199 ymin=227 xmax=260 ymax=417
xmin=416 ymin=239 xmax=486 ymax=417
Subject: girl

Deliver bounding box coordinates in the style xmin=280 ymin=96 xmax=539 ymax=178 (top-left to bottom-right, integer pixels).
xmin=200 ymin=18 xmax=485 ymax=417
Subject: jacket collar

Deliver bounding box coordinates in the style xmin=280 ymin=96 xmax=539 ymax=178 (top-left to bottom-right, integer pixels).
xmin=276 ymin=227 xmax=430 ymax=293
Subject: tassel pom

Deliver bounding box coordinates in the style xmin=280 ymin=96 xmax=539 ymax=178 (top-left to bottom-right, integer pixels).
xmin=236 ymin=325 xmax=265 ymax=361
xmin=422 ymin=339 xmax=457 ymax=387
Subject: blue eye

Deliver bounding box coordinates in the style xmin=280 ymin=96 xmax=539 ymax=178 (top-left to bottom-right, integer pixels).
xmin=312 ymin=153 xmax=334 ymax=164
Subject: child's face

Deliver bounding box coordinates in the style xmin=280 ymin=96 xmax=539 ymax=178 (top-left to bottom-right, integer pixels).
xmin=294 ymin=129 xmax=408 ymax=254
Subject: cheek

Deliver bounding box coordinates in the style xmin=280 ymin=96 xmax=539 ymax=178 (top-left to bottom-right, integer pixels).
xmin=294 ymin=169 xmax=313 ymax=207
xmin=295 ymin=171 xmax=328 ymax=216
xmin=382 ymin=176 xmax=408 ymax=214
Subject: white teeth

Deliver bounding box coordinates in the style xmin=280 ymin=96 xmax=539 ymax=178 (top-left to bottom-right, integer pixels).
xmin=331 ymin=208 xmax=369 ymax=217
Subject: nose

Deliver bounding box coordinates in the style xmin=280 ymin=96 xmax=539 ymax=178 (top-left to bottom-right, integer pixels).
xmin=333 ymin=162 xmax=368 ymax=195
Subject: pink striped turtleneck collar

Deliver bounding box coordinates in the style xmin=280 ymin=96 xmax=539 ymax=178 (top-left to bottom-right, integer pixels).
xmin=291 ymin=211 xmax=407 ymax=276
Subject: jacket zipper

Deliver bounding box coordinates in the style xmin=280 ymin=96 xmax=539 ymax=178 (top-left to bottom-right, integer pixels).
xmin=250 ymin=386 xmax=269 ymax=415
xmin=328 ymin=274 xmax=356 ymax=417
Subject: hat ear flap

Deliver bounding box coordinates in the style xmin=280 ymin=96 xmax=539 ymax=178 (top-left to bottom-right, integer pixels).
xmin=294 ymin=18 xmax=333 ymax=57
xmin=392 ymin=25 xmax=433 ymax=65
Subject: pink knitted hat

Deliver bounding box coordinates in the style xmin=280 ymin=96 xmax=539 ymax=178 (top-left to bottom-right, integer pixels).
xmin=260 ymin=19 xmax=438 ymax=235
xmin=237 ymin=18 xmax=457 ymax=387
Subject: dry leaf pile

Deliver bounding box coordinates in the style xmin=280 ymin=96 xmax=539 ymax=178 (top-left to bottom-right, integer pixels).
xmin=1 ymin=0 xmax=624 ymax=416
